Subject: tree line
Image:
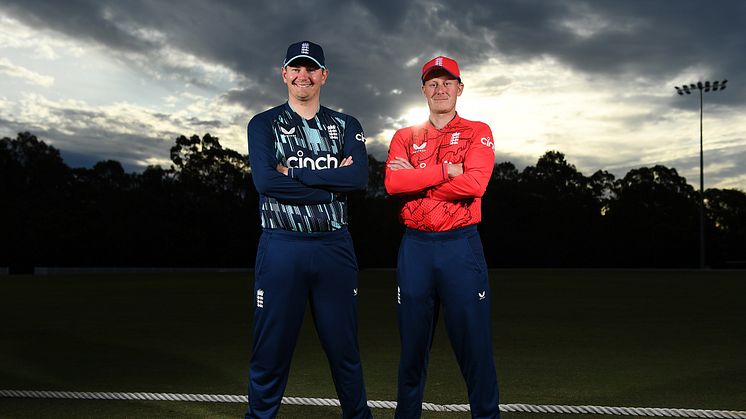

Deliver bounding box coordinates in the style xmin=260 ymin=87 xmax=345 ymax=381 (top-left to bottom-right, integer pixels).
xmin=2 ymin=131 xmax=745 ymax=273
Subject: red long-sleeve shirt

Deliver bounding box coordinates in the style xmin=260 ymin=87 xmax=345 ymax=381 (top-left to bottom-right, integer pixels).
xmin=384 ymin=114 xmax=495 ymax=231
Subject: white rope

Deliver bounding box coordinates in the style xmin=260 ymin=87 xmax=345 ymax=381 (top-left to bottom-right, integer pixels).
xmin=1 ymin=390 xmax=745 ymax=418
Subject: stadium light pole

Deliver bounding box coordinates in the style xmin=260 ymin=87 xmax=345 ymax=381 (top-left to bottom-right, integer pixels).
xmin=674 ymin=79 xmax=728 ymax=269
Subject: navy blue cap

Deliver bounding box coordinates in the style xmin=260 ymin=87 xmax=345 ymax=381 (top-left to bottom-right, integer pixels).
xmin=283 ymin=41 xmax=325 ymax=69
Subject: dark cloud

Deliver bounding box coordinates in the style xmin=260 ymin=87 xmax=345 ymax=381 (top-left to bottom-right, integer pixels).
xmin=48 ymin=128 xmax=173 ymax=172
xmin=1 ymin=0 xmax=158 ymax=53
xmin=0 ymin=0 xmax=515 ymax=139
xmin=638 ymin=142 xmax=746 ymax=190
xmin=184 ymin=117 xmax=223 ymax=128
xmin=0 ymin=101 xmax=216 ymax=172
xmin=6 ymin=0 xmax=744 ymax=121
xmin=44 ymin=123 xmax=170 ymax=168
xmin=224 ymin=86 xmax=284 ymax=117
xmin=2 ymin=0 xmax=745 ymax=184
xmin=0 ymin=120 xmax=171 ymax=172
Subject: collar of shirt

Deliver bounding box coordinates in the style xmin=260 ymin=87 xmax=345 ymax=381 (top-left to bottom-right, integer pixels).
xmin=285 ymin=101 xmax=320 ymax=124
xmin=426 ymin=112 xmax=461 ymax=132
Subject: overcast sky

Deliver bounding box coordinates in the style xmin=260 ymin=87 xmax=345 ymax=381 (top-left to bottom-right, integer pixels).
xmin=1 ymin=0 xmax=745 ymax=189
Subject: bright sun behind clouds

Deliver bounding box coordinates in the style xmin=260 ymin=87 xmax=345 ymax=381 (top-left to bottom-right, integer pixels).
xmin=402 ymin=105 xmax=429 ymax=127
xmin=369 ymin=54 xmax=746 ymax=189
xmin=457 ymin=56 xmax=743 ymax=184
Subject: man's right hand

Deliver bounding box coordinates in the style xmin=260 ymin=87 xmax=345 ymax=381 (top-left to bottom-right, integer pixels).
xmin=340 ymin=156 xmax=353 ymax=167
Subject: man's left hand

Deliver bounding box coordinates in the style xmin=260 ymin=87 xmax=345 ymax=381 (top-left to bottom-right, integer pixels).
xmin=387 ymin=156 xmax=415 ymax=171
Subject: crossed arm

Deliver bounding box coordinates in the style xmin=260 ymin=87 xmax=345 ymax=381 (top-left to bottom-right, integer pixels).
xmin=248 ymin=116 xmax=368 ymax=205
xmin=384 ymin=127 xmax=494 ymax=200
xmin=276 ymin=156 xmax=353 ymax=175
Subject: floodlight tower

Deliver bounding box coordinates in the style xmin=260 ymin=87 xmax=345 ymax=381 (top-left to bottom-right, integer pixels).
xmin=674 ymin=79 xmax=728 ymax=269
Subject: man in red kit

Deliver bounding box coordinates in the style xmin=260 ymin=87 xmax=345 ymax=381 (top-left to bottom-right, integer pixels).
xmin=385 ymin=56 xmax=501 ymax=419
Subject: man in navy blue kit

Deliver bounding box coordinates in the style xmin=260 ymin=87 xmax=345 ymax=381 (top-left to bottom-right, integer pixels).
xmin=244 ymin=41 xmax=372 ymax=419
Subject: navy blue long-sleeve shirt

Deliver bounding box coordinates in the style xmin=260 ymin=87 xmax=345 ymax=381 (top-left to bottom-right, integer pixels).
xmin=247 ymin=102 xmax=368 ymax=232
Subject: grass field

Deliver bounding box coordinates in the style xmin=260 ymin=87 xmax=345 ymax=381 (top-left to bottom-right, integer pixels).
xmin=1 ymin=270 xmax=745 ymax=418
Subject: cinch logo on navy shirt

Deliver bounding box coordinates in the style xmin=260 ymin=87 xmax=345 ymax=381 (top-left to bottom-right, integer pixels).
xmin=286 ymin=148 xmax=340 ymax=170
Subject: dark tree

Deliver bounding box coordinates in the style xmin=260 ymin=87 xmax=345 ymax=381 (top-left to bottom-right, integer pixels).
xmin=168 ymin=134 xmax=255 ymax=267
xmin=170 ymin=133 xmax=249 ymax=198
xmin=491 ymin=161 xmax=520 ymax=182
xmin=517 ymin=151 xmax=605 ymax=267
xmin=348 ymin=156 xmax=401 ymax=267
xmin=607 ymin=165 xmax=699 ymax=267
xmin=1 ymin=132 xmax=72 ymax=272
xmin=705 ymin=188 xmax=746 ymax=267
xmin=481 ymin=161 xmax=521 ymax=266
xmin=0 ymin=132 xmax=70 ymax=195
xmin=365 ymin=155 xmax=387 ymax=199
xmin=4 ymin=129 xmax=745 ymax=271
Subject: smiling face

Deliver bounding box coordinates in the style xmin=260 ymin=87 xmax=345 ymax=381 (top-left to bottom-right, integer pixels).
xmin=282 ymin=58 xmax=328 ymax=105
xmin=421 ymin=70 xmax=463 ymax=116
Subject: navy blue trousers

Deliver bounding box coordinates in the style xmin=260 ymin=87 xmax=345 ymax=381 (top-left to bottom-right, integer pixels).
xmin=395 ymin=225 xmax=500 ymax=419
xmin=245 ymin=228 xmax=372 ymax=419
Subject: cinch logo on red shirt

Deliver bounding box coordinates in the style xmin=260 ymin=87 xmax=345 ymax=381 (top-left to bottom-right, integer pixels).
xmin=480 ymin=136 xmax=494 ymax=150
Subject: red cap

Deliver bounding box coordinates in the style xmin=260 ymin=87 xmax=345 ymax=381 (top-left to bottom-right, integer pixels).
xmin=421 ymin=56 xmax=461 ymax=83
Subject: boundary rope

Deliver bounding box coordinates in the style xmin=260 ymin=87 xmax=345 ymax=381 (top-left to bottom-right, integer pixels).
xmin=2 ymin=390 xmax=745 ymax=418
